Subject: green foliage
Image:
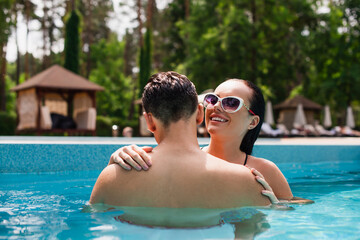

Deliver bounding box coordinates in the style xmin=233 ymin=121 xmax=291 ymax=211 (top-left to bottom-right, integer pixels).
xmin=0 ymin=0 xmax=14 ymax=45
xmin=306 ymin=1 xmax=360 ymax=121
xmin=96 ymin=115 xmax=113 ymax=136
xmin=159 ymin=1 xmax=187 ymax=70
xmin=89 ymin=35 xmax=134 ymax=120
xmin=5 ymin=75 xmax=16 ymax=114
xmin=0 ymin=111 xmax=16 ymax=135
xmin=96 ymin=115 xmax=139 ymax=136
xmin=64 ymin=10 xmax=80 ymax=74
xmin=179 ymin=0 xmax=317 ymax=100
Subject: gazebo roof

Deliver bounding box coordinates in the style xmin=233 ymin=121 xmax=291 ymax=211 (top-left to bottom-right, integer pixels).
xmin=11 ymin=65 xmax=104 ymax=92
xmin=274 ymin=95 xmax=322 ymax=111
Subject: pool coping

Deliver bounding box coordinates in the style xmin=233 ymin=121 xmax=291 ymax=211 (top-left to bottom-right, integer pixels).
xmin=0 ymin=136 xmax=360 ymax=145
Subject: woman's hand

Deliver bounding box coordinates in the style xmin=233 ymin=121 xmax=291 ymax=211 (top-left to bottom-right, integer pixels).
xmin=249 ymin=167 xmax=280 ymax=204
xmin=108 ymin=145 xmax=153 ymax=171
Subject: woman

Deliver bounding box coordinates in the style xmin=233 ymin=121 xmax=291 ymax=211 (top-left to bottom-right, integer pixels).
xmin=111 ymin=79 xmax=293 ymax=200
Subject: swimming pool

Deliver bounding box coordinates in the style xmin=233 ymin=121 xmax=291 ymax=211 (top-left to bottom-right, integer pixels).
xmin=1 ymin=137 xmax=359 ymax=239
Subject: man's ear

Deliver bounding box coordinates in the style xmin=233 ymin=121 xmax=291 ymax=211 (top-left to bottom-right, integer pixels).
xmin=196 ymin=103 xmax=204 ymax=125
xmin=248 ymin=115 xmax=260 ymax=130
xmin=144 ymin=112 xmax=156 ymax=133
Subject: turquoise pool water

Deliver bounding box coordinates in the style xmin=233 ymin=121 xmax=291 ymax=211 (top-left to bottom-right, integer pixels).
xmin=1 ymin=138 xmax=360 ymax=239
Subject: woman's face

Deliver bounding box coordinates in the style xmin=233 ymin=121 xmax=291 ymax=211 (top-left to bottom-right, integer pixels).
xmin=205 ymin=80 xmax=255 ymax=139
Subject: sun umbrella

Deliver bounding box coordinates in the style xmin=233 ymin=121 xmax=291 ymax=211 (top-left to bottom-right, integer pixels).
xmin=323 ymin=105 xmax=332 ymax=128
xmin=294 ymin=103 xmax=307 ymax=127
xmin=346 ymin=106 xmax=355 ymax=129
xmin=265 ymin=101 xmax=274 ymax=125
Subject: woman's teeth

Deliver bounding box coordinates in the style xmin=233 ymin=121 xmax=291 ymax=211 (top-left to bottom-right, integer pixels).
xmin=211 ymin=117 xmax=227 ymax=122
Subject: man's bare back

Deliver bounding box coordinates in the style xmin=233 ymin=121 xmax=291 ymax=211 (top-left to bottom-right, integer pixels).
xmin=90 ymin=145 xmax=269 ymax=208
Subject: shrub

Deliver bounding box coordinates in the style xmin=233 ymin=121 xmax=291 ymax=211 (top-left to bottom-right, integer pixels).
xmin=96 ymin=115 xmax=139 ymax=137
xmin=0 ymin=112 xmax=17 ymax=135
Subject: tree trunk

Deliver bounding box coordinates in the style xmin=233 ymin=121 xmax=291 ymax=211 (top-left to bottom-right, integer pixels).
xmin=42 ymin=3 xmax=49 ymax=69
xmin=137 ymin=0 xmax=143 ymax=47
xmin=146 ymin=0 xmax=153 ymax=28
xmin=185 ymin=0 xmax=190 ymax=19
xmin=85 ymin=0 xmax=93 ymax=78
xmin=15 ymin=7 xmax=20 ymax=84
xmin=24 ymin=0 xmax=31 ymax=79
xmin=0 ymin=42 xmax=7 ymax=111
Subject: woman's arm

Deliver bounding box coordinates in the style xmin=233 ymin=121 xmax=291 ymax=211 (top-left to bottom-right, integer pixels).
xmin=248 ymin=158 xmax=293 ymax=200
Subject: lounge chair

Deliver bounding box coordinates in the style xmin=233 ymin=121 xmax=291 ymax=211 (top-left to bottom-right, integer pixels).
xmin=304 ymin=124 xmax=320 ymax=137
xmin=276 ymin=124 xmax=290 ymax=136
xmin=290 ymin=123 xmax=307 ymax=137
xmin=314 ymin=124 xmax=336 ymax=136
xmin=260 ymin=122 xmax=283 ymax=137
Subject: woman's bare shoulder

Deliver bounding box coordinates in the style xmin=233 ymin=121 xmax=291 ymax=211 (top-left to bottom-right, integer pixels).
xmin=247 ymin=156 xmax=279 ymax=172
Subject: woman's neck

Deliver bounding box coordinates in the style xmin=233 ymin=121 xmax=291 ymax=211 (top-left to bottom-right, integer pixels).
xmin=207 ymin=136 xmax=246 ymax=164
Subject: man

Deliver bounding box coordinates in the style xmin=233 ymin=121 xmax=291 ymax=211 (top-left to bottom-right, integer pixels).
xmin=90 ymin=71 xmax=270 ymax=208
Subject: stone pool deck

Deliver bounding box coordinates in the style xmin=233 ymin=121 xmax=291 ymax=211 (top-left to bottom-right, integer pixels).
xmin=0 ymin=136 xmax=359 ymax=145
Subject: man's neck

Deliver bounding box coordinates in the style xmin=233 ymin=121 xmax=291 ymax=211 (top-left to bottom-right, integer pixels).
xmin=154 ymin=120 xmax=200 ymax=151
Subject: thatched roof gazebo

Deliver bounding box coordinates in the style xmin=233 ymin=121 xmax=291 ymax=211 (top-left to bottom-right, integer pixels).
xmin=274 ymin=95 xmax=322 ymax=130
xmin=11 ymin=65 xmax=104 ymax=135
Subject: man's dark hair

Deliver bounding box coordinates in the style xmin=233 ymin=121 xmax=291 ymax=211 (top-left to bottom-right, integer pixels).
xmin=142 ymin=71 xmax=198 ymax=127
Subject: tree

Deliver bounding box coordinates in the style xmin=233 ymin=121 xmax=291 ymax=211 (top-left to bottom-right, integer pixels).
xmin=307 ymin=0 xmax=360 ymax=124
xmin=158 ymin=0 xmax=188 ymax=71
xmin=64 ymin=10 xmax=80 ymax=74
xmin=78 ymin=0 xmax=113 ymax=77
xmin=0 ymin=0 xmax=14 ymax=111
xmin=89 ymin=35 xmax=133 ymax=119
xmin=138 ymin=0 xmax=155 ymax=97
xmin=177 ymin=0 xmax=317 ymax=101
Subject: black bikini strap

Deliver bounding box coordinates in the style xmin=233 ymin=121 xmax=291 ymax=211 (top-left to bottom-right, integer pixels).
xmin=244 ymin=153 xmax=248 ymax=165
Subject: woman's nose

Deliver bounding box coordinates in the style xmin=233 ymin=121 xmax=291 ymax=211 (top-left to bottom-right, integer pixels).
xmin=213 ymin=101 xmax=223 ymax=112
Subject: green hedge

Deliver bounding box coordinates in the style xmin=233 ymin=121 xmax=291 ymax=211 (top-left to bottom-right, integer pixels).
xmin=0 ymin=112 xmax=17 ymax=135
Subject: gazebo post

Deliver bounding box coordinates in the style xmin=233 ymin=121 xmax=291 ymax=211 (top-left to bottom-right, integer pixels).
xmin=36 ymin=88 xmax=42 ymax=136
xmin=89 ymin=91 xmax=96 ymax=136
xmin=89 ymin=91 xmax=96 ymax=108
xmin=15 ymin=91 xmax=19 ymax=135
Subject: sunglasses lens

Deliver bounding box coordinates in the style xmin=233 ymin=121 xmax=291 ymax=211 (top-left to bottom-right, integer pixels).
xmin=204 ymin=94 xmax=218 ymax=107
xmin=222 ymin=97 xmax=241 ymax=112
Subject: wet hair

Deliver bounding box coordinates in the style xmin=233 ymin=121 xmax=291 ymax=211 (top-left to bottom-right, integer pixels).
xmin=227 ymin=79 xmax=265 ymax=155
xmin=142 ymin=71 xmax=198 ymax=128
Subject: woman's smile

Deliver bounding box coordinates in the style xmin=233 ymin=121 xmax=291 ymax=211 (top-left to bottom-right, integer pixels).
xmin=209 ymin=113 xmax=229 ymax=123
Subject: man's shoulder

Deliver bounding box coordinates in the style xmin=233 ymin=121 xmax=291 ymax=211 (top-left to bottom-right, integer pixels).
xmin=205 ymin=155 xmax=255 ymax=183
xmin=97 ymin=164 xmax=128 ymax=183
xmin=205 ymin=155 xmax=270 ymax=206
